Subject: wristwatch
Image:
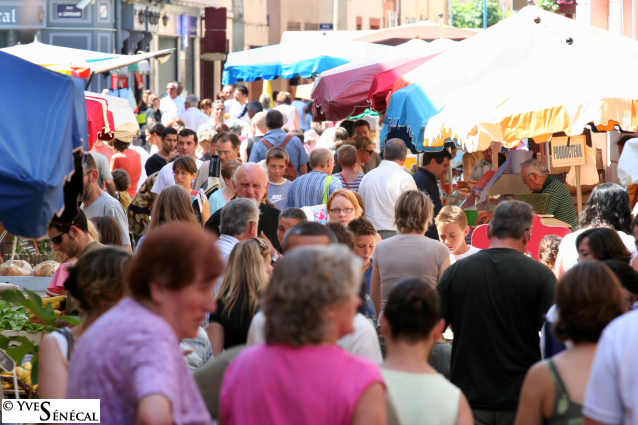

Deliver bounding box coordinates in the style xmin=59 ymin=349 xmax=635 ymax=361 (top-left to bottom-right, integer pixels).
xmin=271 ymin=251 xmax=280 ymax=263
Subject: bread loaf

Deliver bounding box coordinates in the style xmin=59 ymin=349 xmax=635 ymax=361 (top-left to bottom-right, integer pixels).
xmin=1 ymin=260 xmax=32 ymax=273
xmin=33 ymin=261 xmax=60 ymax=277
xmin=0 ymin=264 xmax=30 ymax=277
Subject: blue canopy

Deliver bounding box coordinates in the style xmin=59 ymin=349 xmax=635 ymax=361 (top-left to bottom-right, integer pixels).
xmin=0 ymin=51 xmax=88 ymax=238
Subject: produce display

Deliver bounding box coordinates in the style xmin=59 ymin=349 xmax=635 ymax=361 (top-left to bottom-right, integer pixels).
xmin=0 ymin=299 xmax=57 ymax=333
xmin=0 ymin=260 xmax=59 ymax=277
xmin=1 ymin=362 xmax=37 ymax=392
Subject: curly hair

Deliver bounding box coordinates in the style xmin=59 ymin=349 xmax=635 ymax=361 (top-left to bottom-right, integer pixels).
xmin=579 ymin=183 xmax=632 ymax=233
xmin=539 ymin=234 xmax=563 ymax=270
xmin=553 ymin=262 xmax=627 ymax=343
xmin=263 ymin=245 xmax=362 ymax=346
xmin=65 ymin=246 xmax=131 ymax=324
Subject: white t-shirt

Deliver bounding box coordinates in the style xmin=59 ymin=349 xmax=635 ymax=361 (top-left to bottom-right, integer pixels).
xmin=247 ymin=311 xmax=383 ymax=364
xmin=583 ymin=309 xmax=638 ymax=424
xmin=274 ymin=104 xmax=297 ymax=129
xmin=159 ymin=95 xmax=186 ymax=126
xmin=129 ymin=145 xmax=150 ymax=191
xmin=451 ymin=245 xmax=481 ymax=264
xmin=151 ymin=158 xmax=204 ymax=195
xmin=558 ymin=228 xmax=637 ymax=272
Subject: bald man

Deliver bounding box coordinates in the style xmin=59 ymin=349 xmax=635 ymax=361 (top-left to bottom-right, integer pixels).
xmin=285 ymin=147 xmax=343 ymax=209
xmin=205 ymin=163 xmax=282 ymax=253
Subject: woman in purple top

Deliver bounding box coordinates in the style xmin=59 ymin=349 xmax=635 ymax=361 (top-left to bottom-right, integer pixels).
xmin=66 ymin=222 xmax=225 ymax=425
xmin=220 ymin=245 xmax=387 ymax=425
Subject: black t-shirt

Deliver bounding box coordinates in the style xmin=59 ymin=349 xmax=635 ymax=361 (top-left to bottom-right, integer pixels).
xmin=412 ymin=167 xmax=442 ymax=240
xmin=145 ymin=153 xmax=168 ymax=176
xmin=205 ymin=201 xmax=282 ymax=253
xmin=209 ymin=298 xmax=254 ymax=349
xmin=437 ymin=248 xmax=556 ymax=411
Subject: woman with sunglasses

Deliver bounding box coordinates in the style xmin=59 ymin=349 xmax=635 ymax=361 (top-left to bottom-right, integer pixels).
xmin=355 ymin=136 xmax=376 ymax=174
xmin=208 ymin=238 xmax=273 ymax=356
xmin=334 ymin=144 xmax=365 ymax=192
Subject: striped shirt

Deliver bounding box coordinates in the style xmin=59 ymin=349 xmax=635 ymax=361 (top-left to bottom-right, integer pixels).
xmin=286 ymin=171 xmax=343 ymax=208
xmin=334 ymin=172 xmax=365 ymax=192
xmin=536 ymin=175 xmax=578 ymax=228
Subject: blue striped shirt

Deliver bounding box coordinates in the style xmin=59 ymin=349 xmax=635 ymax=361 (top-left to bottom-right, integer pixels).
xmin=286 ymin=171 xmax=343 ymax=208
xmin=334 ymin=172 xmax=364 ymax=192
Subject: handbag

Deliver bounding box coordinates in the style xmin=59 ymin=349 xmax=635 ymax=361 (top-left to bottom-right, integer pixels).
xmin=301 ymin=176 xmax=333 ymax=223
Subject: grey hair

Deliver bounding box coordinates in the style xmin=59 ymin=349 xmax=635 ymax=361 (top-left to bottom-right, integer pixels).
xmin=309 ymin=148 xmax=333 ymax=169
xmin=229 ymin=121 xmax=245 ymax=135
xmin=185 ymin=94 xmax=199 ymax=107
xmin=488 ymin=200 xmax=534 ymax=240
xmin=233 ymin=163 xmax=268 ymax=187
xmin=279 ymin=207 xmax=308 ymax=223
xmin=384 ymin=138 xmax=408 ymax=161
xmin=263 ymin=245 xmax=363 ymax=346
xmin=220 ymin=198 xmax=260 ymax=237
xmin=521 ymin=158 xmax=549 ymax=176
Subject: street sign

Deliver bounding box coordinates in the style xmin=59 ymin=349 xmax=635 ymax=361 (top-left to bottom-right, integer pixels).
xmin=551 ymin=135 xmax=586 ymax=167
xmin=57 ymin=4 xmax=83 ymax=19
xmin=319 ymin=23 xmax=334 ymax=30
xmin=99 ymin=4 xmax=108 ymax=19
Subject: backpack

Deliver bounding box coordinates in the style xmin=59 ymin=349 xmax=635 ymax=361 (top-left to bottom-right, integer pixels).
xmin=127 ymin=172 xmax=159 ymax=238
xmin=261 ymin=135 xmax=298 ymax=181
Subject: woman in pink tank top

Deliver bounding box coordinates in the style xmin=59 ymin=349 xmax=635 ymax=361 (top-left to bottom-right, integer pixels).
xmin=220 ymin=245 xmax=386 ymax=425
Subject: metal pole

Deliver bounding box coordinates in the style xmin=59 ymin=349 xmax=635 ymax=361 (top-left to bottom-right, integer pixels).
xmin=115 ymin=0 xmax=122 ymax=54
xmin=484 ymin=0 xmax=488 ymax=29
xmin=333 ymin=0 xmax=339 ymax=30
xmin=575 ymin=165 xmax=583 ymax=216
xmin=545 ymin=141 xmax=552 ymax=173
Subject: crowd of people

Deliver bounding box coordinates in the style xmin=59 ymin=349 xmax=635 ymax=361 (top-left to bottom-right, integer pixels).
xmin=35 ymin=81 xmax=638 ymax=425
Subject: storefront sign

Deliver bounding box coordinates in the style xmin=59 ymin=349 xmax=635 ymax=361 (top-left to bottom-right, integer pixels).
xmin=319 ymin=23 xmax=333 ymax=30
xmin=0 ymin=2 xmax=46 ymax=28
xmin=57 ymin=4 xmax=83 ymax=19
xmin=552 ymin=135 xmax=586 ymax=167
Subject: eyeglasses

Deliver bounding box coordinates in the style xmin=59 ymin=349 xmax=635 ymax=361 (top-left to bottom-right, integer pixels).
xmin=365 ymin=149 xmax=375 ymax=155
xmin=216 ymin=150 xmax=233 ymax=157
xmin=50 ymin=226 xmax=71 ymax=244
xmin=329 ymin=208 xmax=354 ymax=214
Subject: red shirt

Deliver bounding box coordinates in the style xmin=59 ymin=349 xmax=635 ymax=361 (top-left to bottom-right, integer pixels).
xmin=91 ymin=143 xmax=114 ymax=163
xmin=111 ymin=149 xmax=142 ymax=198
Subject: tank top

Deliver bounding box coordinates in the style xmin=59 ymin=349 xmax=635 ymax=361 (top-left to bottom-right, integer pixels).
xmin=547 ymin=359 xmax=583 ymax=425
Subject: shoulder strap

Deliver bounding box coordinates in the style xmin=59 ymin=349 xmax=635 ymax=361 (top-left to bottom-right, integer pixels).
xmin=280 ymin=135 xmax=294 ymax=149
xmin=547 ymin=359 xmax=569 ymax=396
xmin=323 ymin=176 xmax=333 ymax=205
xmin=58 ymin=327 xmax=75 ymax=361
xmin=339 ymin=173 xmax=351 ymax=190
xmin=261 ymin=138 xmax=273 ymax=149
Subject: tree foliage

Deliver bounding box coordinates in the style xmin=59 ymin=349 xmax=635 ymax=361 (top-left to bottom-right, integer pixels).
xmin=452 ymin=0 xmax=504 ymax=28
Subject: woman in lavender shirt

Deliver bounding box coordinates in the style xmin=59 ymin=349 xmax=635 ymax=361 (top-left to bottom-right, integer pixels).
xmin=66 ymin=222 xmax=225 ymax=425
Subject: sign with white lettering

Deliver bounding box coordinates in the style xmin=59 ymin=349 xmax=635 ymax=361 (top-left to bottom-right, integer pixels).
xmin=0 ymin=7 xmax=16 ymax=25
xmin=552 ymin=135 xmax=586 ymax=167
xmin=57 ymin=4 xmax=83 ymax=19
xmin=319 ymin=23 xmax=334 ymax=30
xmin=0 ymin=2 xmax=46 ymax=29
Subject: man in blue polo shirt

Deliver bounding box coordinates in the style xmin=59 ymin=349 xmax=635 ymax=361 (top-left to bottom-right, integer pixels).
xmin=248 ymin=110 xmax=309 ymax=176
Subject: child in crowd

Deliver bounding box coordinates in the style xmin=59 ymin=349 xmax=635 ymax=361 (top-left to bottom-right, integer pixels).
xmin=435 ymin=206 xmax=480 ymax=264
xmin=539 ymin=234 xmax=563 ymax=272
xmin=348 ymin=217 xmax=377 ymax=295
xmin=111 ymin=169 xmax=131 ymax=210
xmin=266 ymin=147 xmax=293 ymax=211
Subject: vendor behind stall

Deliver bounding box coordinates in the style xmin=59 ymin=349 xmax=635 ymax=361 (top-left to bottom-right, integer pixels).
xmin=520 ymin=159 xmax=578 ymax=228
xmin=470 ymin=146 xmax=494 ymax=181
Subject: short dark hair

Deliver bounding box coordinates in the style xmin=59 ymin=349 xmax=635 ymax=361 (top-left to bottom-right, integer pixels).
xmin=266 ymin=146 xmax=290 ymax=165
xmin=89 ymin=216 xmax=123 ymax=246
xmin=334 ymin=127 xmax=349 ymax=142
xmin=178 ymin=128 xmax=198 ymax=144
xmin=162 ymin=126 xmax=178 ymax=139
xmin=247 ymin=101 xmax=263 ymax=113
xmin=279 ymin=207 xmax=308 ymax=222
xmin=148 ymin=122 xmax=165 ymax=136
xmin=384 ymin=278 xmax=441 ymax=343
xmin=112 ymin=139 xmax=130 ymax=153
xmin=423 ymin=150 xmax=452 ymax=166
xmin=49 ymin=209 xmax=89 ymax=233
xmin=221 ymin=159 xmax=242 ymax=182
xmin=236 ymin=86 xmax=248 ymax=96
xmin=604 ymin=260 xmax=638 ymax=294
xmin=217 ymin=131 xmax=241 ymax=149
xmin=85 ymin=152 xmax=97 ymax=171
xmin=265 ymin=110 xmax=285 ymax=129
xmin=282 ymin=222 xmax=338 ymax=252
xmin=575 ymin=227 xmax=632 ymax=264
xmin=112 ymin=169 xmax=131 ymax=192
xmin=127 ymin=222 xmax=224 ymax=301
xmin=553 ymin=261 xmax=627 ymax=343
xmin=348 ymin=217 xmax=377 ymax=237
xmin=326 ymin=222 xmax=355 ymax=250
xmin=354 ymin=119 xmax=370 ymax=130
xmin=172 ymin=156 xmax=198 ymax=175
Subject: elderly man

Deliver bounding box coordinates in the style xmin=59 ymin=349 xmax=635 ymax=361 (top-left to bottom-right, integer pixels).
xmin=82 ymin=154 xmax=132 ymax=251
xmin=180 ymin=94 xmax=209 ymax=131
xmin=285 ymin=148 xmax=343 ymax=209
xmin=249 ymin=110 xmax=309 ymax=176
xmin=151 ymin=128 xmax=202 ymax=195
xmin=160 ymin=81 xmax=186 ymax=126
xmin=470 ymin=145 xmax=494 ymax=181
xmin=205 ymin=163 xmax=282 ymax=253
xmin=358 ymin=139 xmax=417 ymax=239
xmin=520 ymin=158 xmax=578 ymax=228
xmin=437 ymin=201 xmax=556 ymax=425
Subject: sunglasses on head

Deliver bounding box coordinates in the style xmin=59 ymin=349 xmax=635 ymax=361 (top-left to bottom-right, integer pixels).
xmin=50 ymin=226 xmax=71 ymax=244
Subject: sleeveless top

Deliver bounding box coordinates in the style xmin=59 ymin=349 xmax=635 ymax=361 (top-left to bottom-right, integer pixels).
xmin=548 ymin=359 xmax=583 ymax=425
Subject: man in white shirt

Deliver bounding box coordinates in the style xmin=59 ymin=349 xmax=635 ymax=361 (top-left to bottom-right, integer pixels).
xmin=470 ymin=145 xmax=494 ymax=181
xmin=151 ymin=128 xmax=203 ymax=195
xmin=180 ymin=94 xmax=210 ymax=132
xmin=583 ymin=310 xmax=638 ymax=425
xmin=358 ymin=138 xmax=417 ymax=239
xmin=160 ymin=81 xmax=186 ymax=126
xmin=225 ymin=86 xmax=249 ymax=122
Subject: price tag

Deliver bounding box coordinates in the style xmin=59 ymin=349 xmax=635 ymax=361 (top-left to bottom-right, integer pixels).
xmin=0 ymin=349 xmax=15 ymax=373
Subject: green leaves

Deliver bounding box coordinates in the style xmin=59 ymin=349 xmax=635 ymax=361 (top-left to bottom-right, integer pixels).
xmin=0 ymin=335 xmax=40 ymax=385
xmin=0 ymin=289 xmax=81 ymax=327
xmin=452 ymin=0 xmax=506 ymax=29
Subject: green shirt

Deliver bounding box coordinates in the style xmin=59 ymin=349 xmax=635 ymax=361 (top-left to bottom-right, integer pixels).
xmin=535 ymin=175 xmax=578 ymax=228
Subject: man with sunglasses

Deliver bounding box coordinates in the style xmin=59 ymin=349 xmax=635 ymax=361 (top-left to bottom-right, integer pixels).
xmin=47 ymin=211 xmax=100 ymax=262
xmin=353 ymin=120 xmax=380 ymax=173
xmin=160 ymin=81 xmax=186 ymax=126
